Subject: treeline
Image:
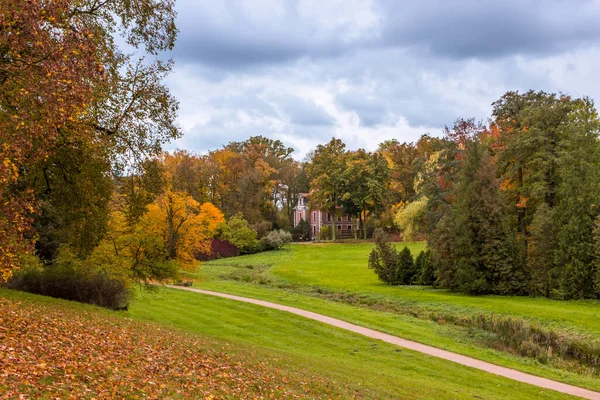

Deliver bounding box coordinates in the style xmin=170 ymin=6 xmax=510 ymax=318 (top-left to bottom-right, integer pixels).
xmin=2 ymin=4 xmax=599 ymax=303
xmin=369 ymin=92 xmax=600 ymax=300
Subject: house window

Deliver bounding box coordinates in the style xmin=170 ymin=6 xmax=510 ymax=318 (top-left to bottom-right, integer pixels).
xmin=327 ymin=213 xmax=331 ymax=222
xmin=313 ymin=225 xmax=316 ymax=236
xmin=313 ymin=212 xmax=316 ymax=222
xmin=337 ymin=225 xmax=341 ymax=231
xmin=337 ymin=216 xmax=342 ymax=222
xmin=347 ymin=225 xmax=352 ymax=230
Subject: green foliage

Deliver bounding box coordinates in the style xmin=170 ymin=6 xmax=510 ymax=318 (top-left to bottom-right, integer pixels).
xmin=341 ymin=150 xmax=389 ymax=239
xmin=427 ymin=123 xmax=524 ymax=295
xmin=395 ymin=197 xmax=428 ymax=241
xmin=305 ymin=138 xmax=347 ymax=240
xmin=368 ymin=229 xmax=399 ymax=285
xmin=219 ymin=213 xmax=261 ymax=254
xmin=291 ymin=219 xmax=311 ymax=242
xmin=31 ymin=140 xmax=113 ymax=262
xmin=260 ymin=230 xmax=293 ymax=251
xmin=396 ymin=246 xmax=416 ymax=285
xmin=415 ymin=250 xmax=435 ymax=286
xmin=318 ymin=225 xmax=332 ymax=240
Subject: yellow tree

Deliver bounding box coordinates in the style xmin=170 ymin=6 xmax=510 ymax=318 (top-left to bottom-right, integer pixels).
xmin=141 ymin=191 xmax=224 ymax=267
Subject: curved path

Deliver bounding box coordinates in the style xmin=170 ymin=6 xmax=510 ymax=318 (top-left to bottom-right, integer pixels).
xmin=168 ymin=285 xmax=600 ymax=400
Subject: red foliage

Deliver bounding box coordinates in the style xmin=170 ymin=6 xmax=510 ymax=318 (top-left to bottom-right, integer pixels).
xmin=196 ymin=239 xmax=239 ymax=261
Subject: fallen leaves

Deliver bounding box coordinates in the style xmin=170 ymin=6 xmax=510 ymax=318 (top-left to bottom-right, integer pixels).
xmin=0 ymin=295 xmax=322 ymax=399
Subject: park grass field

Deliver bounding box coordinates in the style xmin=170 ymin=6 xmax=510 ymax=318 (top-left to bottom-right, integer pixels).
xmin=186 ymin=242 xmax=600 ymax=391
xmin=0 ymin=287 xmax=576 ymax=400
xmin=203 ymin=243 xmax=600 ymax=336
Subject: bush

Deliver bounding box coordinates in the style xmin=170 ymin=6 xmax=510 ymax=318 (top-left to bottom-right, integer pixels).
xmin=251 ymin=221 xmax=273 ymax=239
xmin=319 ymin=225 xmax=332 ymax=240
xmin=261 ymin=230 xmax=292 ymax=250
xmin=218 ymin=213 xmax=261 ymax=254
xmin=7 ymin=261 xmax=132 ymax=310
xmin=291 ymin=219 xmax=311 ymax=242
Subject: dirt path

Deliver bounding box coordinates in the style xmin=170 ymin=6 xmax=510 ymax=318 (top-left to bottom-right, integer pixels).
xmin=168 ymin=285 xmax=600 ymax=400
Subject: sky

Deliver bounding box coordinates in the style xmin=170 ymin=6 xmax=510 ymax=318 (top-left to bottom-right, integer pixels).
xmin=163 ymin=0 xmax=600 ymax=160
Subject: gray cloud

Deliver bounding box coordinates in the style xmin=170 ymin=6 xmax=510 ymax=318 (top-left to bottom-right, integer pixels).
xmin=381 ymin=0 xmax=600 ymax=59
xmin=165 ymin=0 xmax=600 ymax=158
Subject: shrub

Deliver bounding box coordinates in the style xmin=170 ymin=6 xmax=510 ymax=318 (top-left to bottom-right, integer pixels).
xmin=261 ymin=230 xmax=292 ymax=251
xmin=319 ymin=225 xmax=332 ymax=240
xmin=251 ymin=221 xmax=273 ymax=239
xmin=218 ymin=213 xmax=261 ymax=254
xmin=291 ymin=219 xmax=311 ymax=242
xmin=7 ymin=260 xmax=131 ymax=310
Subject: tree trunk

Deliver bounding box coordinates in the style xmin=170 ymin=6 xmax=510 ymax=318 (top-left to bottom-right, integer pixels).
xmin=362 ymin=205 xmax=367 ymax=240
xmin=331 ymin=205 xmax=336 ymax=240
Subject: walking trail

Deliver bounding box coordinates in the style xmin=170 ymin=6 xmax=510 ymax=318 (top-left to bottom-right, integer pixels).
xmin=169 ymin=285 xmax=600 ymax=400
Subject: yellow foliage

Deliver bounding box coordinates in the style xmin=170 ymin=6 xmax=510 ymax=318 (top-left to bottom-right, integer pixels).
xmin=140 ymin=190 xmax=224 ymax=267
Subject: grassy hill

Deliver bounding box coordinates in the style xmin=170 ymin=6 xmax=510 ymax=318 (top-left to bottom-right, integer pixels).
xmin=190 ymin=243 xmax=600 ymax=391
xmin=1 ymin=286 xmax=578 ymax=399
xmin=0 ymin=288 xmax=345 ymax=399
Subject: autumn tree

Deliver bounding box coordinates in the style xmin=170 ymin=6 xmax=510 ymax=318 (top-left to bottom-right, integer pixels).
xmin=0 ymin=0 xmax=179 ymax=281
xmin=341 ymin=149 xmax=389 ymax=239
xmin=305 ymin=138 xmax=347 ymax=240
xmin=141 ymin=193 xmax=224 ymax=266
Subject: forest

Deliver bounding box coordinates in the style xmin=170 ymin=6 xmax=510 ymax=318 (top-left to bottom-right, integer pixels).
xmin=2 ymin=1 xmax=600 ymax=304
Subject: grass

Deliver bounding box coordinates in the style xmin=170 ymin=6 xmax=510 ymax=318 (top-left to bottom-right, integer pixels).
xmin=128 ymin=287 xmax=579 ymax=399
xmin=0 ymin=288 xmax=338 ymax=399
xmin=2 ymin=287 xmax=578 ymax=399
xmin=203 ymin=243 xmax=600 ymax=335
xmin=187 ymin=242 xmax=600 ymax=391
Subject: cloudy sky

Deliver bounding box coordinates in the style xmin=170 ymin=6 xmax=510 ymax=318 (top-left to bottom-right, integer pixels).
xmin=163 ymin=0 xmax=600 ymax=159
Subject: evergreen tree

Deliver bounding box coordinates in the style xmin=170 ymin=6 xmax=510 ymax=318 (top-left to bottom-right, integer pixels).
xmin=396 ymin=246 xmax=416 ymax=285
xmin=368 ymin=229 xmax=399 ymax=284
xmin=415 ymin=250 xmax=436 ymax=286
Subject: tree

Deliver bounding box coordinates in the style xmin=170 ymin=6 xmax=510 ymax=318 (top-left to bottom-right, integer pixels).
xmin=305 ymin=138 xmax=347 ymax=240
xmin=141 ymin=192 xmax=224 ymax=266
xmin=395 ymin=197 xmax=428 ymax=241
xmin=368 ymin=229 xmax=399 ymax=285
xmin=291 ymin=219 xmax=311 ymax=242
xmin=424 ymin=120 xmax=524 ymax=295
xmin=0 ymin=0 xmax=179 ymax=281
xmin=396 ymin=247 xmax=416 ymax=285
xmin=416 ymin=250 xmax=435 ymax=286
xmin=342 ymin=149 xmax=389 ymax=239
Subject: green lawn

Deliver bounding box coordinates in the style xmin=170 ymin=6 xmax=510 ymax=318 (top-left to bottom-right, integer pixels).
xmin=128 ymin=287 xmax=577 ymax=399
xmin=204 ymin=243 xmax=600 ymax=336
xmin=190 ymin=242 xmax=600 ymax=391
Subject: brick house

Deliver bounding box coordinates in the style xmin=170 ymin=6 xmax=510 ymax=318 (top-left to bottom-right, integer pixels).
xmin=293 ymin=193 xmax=354 ymax=239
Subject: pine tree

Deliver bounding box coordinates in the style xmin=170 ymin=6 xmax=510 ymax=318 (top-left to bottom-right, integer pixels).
xmin=396 ymin=247 xmax=416 ymax=285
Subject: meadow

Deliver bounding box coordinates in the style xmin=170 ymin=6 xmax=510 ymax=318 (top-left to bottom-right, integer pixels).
xmin=177 ymin=242 xmax=600 ymax=391
xmin=0 ymin=287 xmax=575 ymax=399
xmin=202 ymin=243 xmax=600 ymax=336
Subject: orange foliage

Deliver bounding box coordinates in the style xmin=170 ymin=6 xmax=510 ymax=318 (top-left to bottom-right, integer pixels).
xmin=141 ymin=191 xmax=224 ymax=267
xmin=0 ymin=295 xmax=322 ymax=399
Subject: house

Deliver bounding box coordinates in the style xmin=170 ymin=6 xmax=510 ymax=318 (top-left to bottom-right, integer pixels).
xmin=293 ymin=193 xmax=354 ymax=239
